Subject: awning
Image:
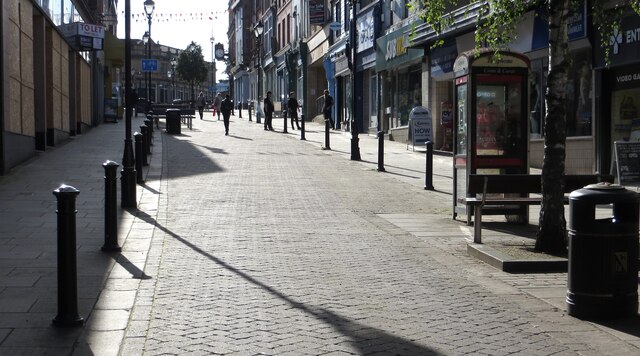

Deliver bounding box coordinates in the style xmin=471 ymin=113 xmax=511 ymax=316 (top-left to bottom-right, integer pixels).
xmin=104 ymin=32 xmax=124 ymax=67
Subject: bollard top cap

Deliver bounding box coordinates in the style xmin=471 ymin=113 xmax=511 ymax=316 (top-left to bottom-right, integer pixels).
xmin=584 ymin=182 xmax=625 ymax=190
xmin=53 ymin=184 xmax=80 ymax=195
xmin=103 ymin=160 xmax=120 ymax=167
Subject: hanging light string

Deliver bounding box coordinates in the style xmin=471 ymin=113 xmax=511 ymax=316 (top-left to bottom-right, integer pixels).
xmin=123 ymin=10 xmax=228 ymax=22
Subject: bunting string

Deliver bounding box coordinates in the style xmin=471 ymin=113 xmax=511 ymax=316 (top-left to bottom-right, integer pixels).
xmin=122 ymin=10 xmax=228 ymax=22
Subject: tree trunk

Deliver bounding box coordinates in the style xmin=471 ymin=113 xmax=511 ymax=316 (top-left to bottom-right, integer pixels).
xmin=535 ymin=0 xmax=570 ymax=254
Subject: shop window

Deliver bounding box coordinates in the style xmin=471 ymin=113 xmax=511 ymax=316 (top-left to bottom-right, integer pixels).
xmin=529 ymin=49 xmax=592 ymax=138
xmin=611 ymin=89 xmax=640 ymax=142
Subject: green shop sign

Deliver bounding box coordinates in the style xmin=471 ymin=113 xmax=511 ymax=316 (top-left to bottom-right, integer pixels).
xmin=376 ymin=20 xmax=424 ymax=72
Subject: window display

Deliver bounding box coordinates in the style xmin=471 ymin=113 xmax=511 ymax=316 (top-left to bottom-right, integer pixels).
xmin=611 ymin=89 xmax=640 ymax=142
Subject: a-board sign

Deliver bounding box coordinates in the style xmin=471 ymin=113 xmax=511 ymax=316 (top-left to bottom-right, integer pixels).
xmin=614 ymin=141 xmax=640 ymax=186
xmin=104 ymin=98 xmax=118 ymax=122
xmin=408 ymin=106 xmax=433 ymax=151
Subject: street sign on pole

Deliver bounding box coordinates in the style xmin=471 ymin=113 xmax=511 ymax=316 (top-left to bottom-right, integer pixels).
xmin=141 ymin=59 xmax=158 ymax=72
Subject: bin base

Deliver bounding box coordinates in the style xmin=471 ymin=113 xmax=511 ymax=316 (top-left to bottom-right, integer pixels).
xmin=567 ymin=292 xmax=638 ymax=319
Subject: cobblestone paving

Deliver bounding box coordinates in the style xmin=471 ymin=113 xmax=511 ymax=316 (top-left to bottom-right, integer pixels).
xmin=124 ymin=118 xmax=639 ymax=355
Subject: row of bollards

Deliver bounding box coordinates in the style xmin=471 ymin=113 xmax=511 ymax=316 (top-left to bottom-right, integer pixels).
xmin=375 ymin=136 xmax=434 ymax=190
xmin=53 ymin=119 xmax=154 ymax=327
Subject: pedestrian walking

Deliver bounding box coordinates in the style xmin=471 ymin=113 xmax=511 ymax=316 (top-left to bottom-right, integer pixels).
xmin=287 ymin=92 xmax=301 ymax=130
xmin=214 ymin=93 xmax=222 ymax=120
xmin=264 ymin=91 xmax=275 ymax=131
xmin=220 ymin=94 xmax=233 ymax=136
xmin=196 ymin=92 xmax=206 ymax=120
xmin=322 ymin=89 xmax=335 ymax=129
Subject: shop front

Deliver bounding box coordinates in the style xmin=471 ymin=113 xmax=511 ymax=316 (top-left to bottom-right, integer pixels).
xmin=376 ymin=19 xmax=424 ymax=142
xmin=594 ymin=9 xmax=640 ymax=180
xmin=355 ymin=4 xmax=381 ymax=134
xmin=324 ymin=38 xmax=347 ymax=130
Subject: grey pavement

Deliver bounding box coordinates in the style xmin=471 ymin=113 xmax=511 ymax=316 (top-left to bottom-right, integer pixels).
xmin=0 ymin=109 xmax=638 ymax=355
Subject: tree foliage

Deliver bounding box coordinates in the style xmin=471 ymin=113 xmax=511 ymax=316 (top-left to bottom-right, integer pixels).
xmin=176 ymin=42 xmax=209 ymax=102
xmin=409 ymin=0 xmax=640 ymax=254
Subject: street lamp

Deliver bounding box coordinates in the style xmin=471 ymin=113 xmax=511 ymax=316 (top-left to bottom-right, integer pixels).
xmin=121 ymin=0 xmax=136 ymax=208
xmin=210 ymin=36 xmax=216 ymax=98
xmin=347 ymin=0 xmax=361 ymax=160
xmin=254 ymin=20 xmax=264 ymax=124
xmin=170 ymin=57 xmax=176 ymax=101
xmin=144 ymin=0 xmax=155 ymax=106
xmin=142 ymin=31 xmax=150 ymax=105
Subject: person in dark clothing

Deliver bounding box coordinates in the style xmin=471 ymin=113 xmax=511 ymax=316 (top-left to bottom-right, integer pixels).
xmin=220 ymin=94 xmax=233 ymax=136
xmin=322 ymin=89 xmax=335 ymax=129
xmin=263 ymin=91 xmax=275 ymax=131
xmin=196 ymin=92 xmax=206 ymax=120
xmin=287 ymin=92 xmax=300 ymax=130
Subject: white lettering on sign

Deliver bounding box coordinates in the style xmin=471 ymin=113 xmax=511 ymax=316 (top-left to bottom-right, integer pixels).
xmin=611 ymin=26 xmax=640 ymax=55
xmin=616 ymin=73 xmax=640 ymax=83
xmin=627 ymin=28 xmax=640 ymax=44
xmin=409 ymin=106 xmax=433 ymax=144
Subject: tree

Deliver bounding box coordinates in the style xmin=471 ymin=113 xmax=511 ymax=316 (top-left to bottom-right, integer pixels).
xmin=175 ymin=42 xmax=209 ymax=103
xmin=409 ymin=0 xmax=640 ymax=254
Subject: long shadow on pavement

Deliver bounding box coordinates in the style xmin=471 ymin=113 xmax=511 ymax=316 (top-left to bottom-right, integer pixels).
xmin=135 ymin=210 xmax=442 ymax=354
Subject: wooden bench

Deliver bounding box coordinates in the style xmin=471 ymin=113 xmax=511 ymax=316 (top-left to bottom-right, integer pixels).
xmin=463 ymin=174 xmax=614 ymax=243
xmin=149 ymin=105 xmax=194 ymax=130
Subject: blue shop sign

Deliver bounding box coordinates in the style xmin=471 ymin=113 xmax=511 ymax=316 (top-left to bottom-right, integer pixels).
xmin=532 ymin=3 xmax=586 ymax=50
xmin=430 ymin=39 xmax=457 ymax=77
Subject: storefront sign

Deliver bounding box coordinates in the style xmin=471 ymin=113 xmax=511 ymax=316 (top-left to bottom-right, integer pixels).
xmin=309 ymin=0 xmax=325 ymax=25
xmin=595 ymin=11 xmax=640 ymax=68
xmin=375 ymin=20 xmax=424 ymax=72
xmin=430 ymin=39 xmax=457 ymax=77
xmin=357 ymin=8 xmax=375 ymax=53
xmin=409 ymin=106 xmax=433 ymax=149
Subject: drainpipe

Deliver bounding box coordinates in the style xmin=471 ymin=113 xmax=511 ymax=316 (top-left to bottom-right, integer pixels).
xmin=0 ymin=2 xmax=5 ymax=174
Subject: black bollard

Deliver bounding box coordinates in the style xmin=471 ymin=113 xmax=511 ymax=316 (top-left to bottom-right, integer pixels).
xmin=283 ymin=110 xmax=288 ymax=134
xmin=102 ymin=161 xmax=121 ymax=252
xmin=249 ymin=103 xmax=252 ymax=121
xmin=324 ymin=119 xmax=331 ymax=150
xmin=301 ymin=114 xmax=306 ymax=140
xmin=52 ymin=185 xmax=84 ymax=327
xmin=377 ymin=131 xmax=386 ymax=172
xmin=141 ymin=125 xmax=151 ymax=157
xmin=424 ymin=141 xmax=434 ymax=190
xmin=144 ymin=118 xmax=153 ymax=146
xmin=239 ymin=103 xmax=243 ymax=119
xmin=134 ymin=132 xmax=144 ymax=183
xmin=138 ymin=127 xmax=149 ymax=166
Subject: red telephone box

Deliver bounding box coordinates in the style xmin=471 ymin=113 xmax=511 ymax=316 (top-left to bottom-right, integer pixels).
xmin=452 ymin=49 xmax=531 ymax=222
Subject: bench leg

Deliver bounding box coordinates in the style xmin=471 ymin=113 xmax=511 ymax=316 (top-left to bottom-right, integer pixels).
xmin=473 ymin=205 xmax=482 ymax=244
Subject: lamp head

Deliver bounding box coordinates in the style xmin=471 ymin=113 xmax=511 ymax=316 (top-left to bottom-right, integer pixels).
xmin=254 ymin=21 xmax=264 ymax=37
xmin=170 ymin=57 xmax=177 ymax=66
xmin=210 ymin=36 xmax=215 ymax=44
xmin=142 ymin=31 xmax=150 ymax=44
xmin=144 ymin=0 xmax=155 ymax=17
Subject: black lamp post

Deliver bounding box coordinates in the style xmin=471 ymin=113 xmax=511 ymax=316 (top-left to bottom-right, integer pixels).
xmin=144 ymin=0 xmax=155 ymax=105
xmin=142 ymin=31 xmax=150 ymax=104
xmin=210 ymin=36 xmax=216 ymax=98
xmin=170 ymin=57 xmax=176 ymax=101
xmin=121 ymin=0 xmax=136 ymax=208
xmin=348 ymin=0 xmax=361 ymax=161
xmin=254 ymin=21 xmax=264 ymax=125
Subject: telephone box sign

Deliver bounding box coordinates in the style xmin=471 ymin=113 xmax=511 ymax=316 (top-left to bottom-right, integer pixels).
xmin=409 ymin=106 xmax=433 ymax=150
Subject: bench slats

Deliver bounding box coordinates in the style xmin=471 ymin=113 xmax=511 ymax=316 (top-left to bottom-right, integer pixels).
xmin=464 ymin=173 xmax=614 ymax=244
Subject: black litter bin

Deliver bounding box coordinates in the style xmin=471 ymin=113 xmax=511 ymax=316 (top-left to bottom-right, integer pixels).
xmin=567 ymin=182 xmax=639 ymax=319
xmin=166 ymin=109 xmax=181 ymax=134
